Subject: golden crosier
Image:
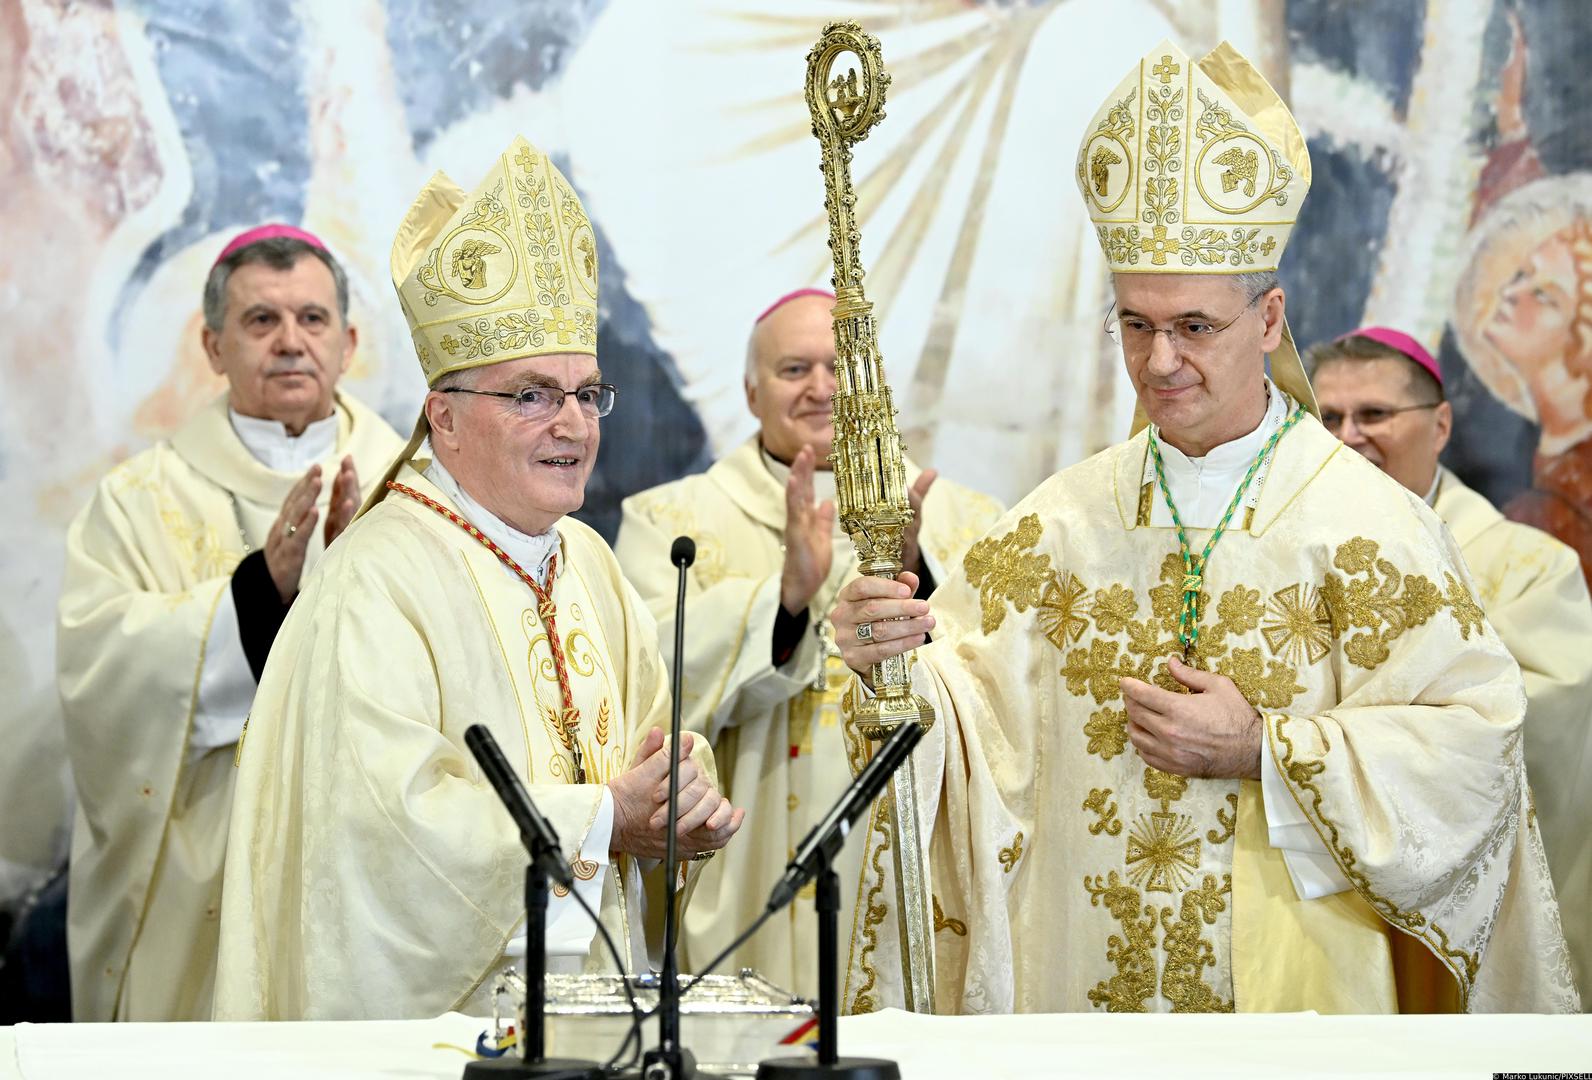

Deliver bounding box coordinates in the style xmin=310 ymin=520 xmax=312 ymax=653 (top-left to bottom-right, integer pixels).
xmin=806 ymin=20 xmax=936 ymax=1015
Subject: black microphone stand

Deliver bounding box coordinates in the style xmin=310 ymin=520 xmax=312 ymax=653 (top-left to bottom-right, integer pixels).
xmin=640 ymin=537 xmax=699 ymax=1080
xmin=754 ymin=725 xmax=919 ymax=1080
xmin=756 ymin=851 xmax=896 ymax=1080
xmin=464 ymin=726 xmax=601 ymax=1079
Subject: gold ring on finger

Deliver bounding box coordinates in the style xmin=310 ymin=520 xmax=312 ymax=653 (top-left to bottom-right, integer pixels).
xmin=285 ymin=524 xmax=298 ymax=537
xmin=856 ymin=622 xmax=874 ymax=642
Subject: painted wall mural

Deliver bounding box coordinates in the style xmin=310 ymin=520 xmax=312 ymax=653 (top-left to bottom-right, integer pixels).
xmin=3 ymin=0 xmax=1589 ymax=924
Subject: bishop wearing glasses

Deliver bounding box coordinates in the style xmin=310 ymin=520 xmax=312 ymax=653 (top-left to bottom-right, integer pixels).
xmin=829 ymin=42 xmax=1578 ymax=1015
xmin=214 ymin=135 xmax=743 ymax=1020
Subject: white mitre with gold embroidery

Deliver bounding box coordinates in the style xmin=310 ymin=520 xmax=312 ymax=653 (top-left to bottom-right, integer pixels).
xmin=365 ymin=133 xmax=601 ymax=511
xmin=1077 ymin=40 xmax=1318 ymax=425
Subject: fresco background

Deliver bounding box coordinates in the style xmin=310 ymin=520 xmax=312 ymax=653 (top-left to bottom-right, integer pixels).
xmin=4 ymin=0 xmax=1591 ymax=965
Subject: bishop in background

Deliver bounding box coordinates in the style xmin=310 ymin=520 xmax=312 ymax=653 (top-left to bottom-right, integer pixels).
xmin=57 ymin=225 xmax=404 ymax=1021
xmin=616 ymin=287 xmax=1001 ymax=997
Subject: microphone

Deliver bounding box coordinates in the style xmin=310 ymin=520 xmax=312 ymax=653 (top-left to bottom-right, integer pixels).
xmin=464 ymin=724 xmax=574 ymax=890
xmin=766 ymin=719 xmax=924 ymax=913
xmin=644 ymin=536 xmax=698 ymax=1079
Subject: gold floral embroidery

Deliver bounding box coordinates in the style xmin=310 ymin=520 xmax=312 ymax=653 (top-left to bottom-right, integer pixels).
xmin=1125 ymin=811 xmax=1200 ymax=893
xmin=1261 ymin=584 xmax=1332 ymax=665
xmin=1214 ymin=586 xmax=1264 ymax=635
xmin=637 ymin=499 xmax=728 ymax=589
xmin=160 ymin=509 xmax=238 ymax=580
xmin=1083 ymin=788 xmax=1123 ymax=836
xmin=1320 ymin=537 xmax=1477 ymax=670
xmin=1083 ymin=707 xmax=1129 ymax=760
xmin=999 ymin=832 xmax=1025 ymax=874
xmin=1159 ymin=874 xmax=1235 ymax=1012
xmin=594 ymin=698 xmax=611 ymax=746
xmin=1215 ymin=647 xmax=1304 ymax=709
xmin=1090 ymin=584 xmax=1139 ymax=635
xmin=963 ymin=515 xmax=1054 ymax=634
xmin=1083 ymin=870 xmax=1235 ymax=1014
xmin=1444 ymin=573 xmax=1485 ymax=639
xmin=932 ymin=895 xmax=967 ymax=937
xmin=1084 ymin=872 xmax=1158 ymax=1012
xmin=1062 ymin=639 xmax=1148 ymax=705
xmin=1206 ymin=793 xmax=1238 ymax=845
xmin=1142 ymin=767 xmax=1187 ymax=806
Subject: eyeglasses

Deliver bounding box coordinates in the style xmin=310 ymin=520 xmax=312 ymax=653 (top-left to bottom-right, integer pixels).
xmin=1104 ymin=287 xmax=1269 ymax=354
xmin=441 ymin=383 xmax=617 ymax=421
xmin=1319 ymin=402 xmax=1438 ymax=434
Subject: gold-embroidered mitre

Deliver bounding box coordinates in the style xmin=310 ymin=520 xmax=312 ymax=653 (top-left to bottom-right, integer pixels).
xmin=1078 ymin=41 xmax=1319 ymax=427
xmin=1077 ymin=40 xmax=1310 ymax=274
xmin=357 ymin=134 xmax=601 ymax=518
xmin=392 ymin=133 xmax=600 ymax=386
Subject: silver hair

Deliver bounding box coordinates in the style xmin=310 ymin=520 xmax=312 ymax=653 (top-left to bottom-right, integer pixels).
xmin=202 ymin=236 xmax=350 ymax=332
xmin=1230 ymin=270 xmax=1280 ymax=299
xmin=744 ymin=329 xmax=761 ymax=384
xmin=430 ymin=366 xmax=481 ymax=393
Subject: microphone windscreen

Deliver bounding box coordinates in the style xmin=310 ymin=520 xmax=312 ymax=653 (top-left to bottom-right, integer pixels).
xmin=670 ymin=535 xmax=697 ymax=568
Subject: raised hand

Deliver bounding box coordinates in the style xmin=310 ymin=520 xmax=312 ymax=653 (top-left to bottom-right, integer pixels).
xmin=264 ymin=465 xmax=322 ymax=603
xmin=324 ymin=454 xmax=360 ymax=547
xmin=781 ymin=444 xmax=836 ymax=615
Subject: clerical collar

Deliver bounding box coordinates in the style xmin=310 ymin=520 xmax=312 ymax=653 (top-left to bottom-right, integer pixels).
xmin=761 ymin=445 xmax=840 ymax=504
xmin=423 ymin=457 xmax=559 ymax=587
xmin=1423 ymin=468 xmax=1441 ymax=508
xmin=1142 ymin=379 xmax=1290 ymax=530
xmin=229 ymin=405 xmax=338 ymax=473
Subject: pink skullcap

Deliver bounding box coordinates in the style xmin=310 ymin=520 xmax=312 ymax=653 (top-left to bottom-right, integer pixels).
xmin=1337 ymin=325 xmax=1442 ymax=387
xmin=755 ymin=288 xmax=835 ymax=325
xmin=213 ymin=223 xmax=328 ymax=267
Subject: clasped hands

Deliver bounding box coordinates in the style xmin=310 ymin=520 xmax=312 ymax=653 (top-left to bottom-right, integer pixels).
xmin=607 ymin=728 xmax=745 ymax=860
xmin=831 ymin=574 xmax=1262 ymax=781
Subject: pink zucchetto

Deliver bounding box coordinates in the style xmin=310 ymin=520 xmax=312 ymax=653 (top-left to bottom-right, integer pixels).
xmin=213 ymin=223 xmax=329 ymax=267
xmin=1338 ymin=326 xmax=1443 ymax=387
xmin=755 ymin=288 xmax=835 ymax=325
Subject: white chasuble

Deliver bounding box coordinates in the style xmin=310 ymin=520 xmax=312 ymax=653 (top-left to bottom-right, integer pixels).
xmin=616 ymin=438 xmax=1002 ymax=997
xmin=213 ymin=462 xmax=692 ymax=1020
xmin=1435 ymin=467 xmax=1592 ymax=1006
xmin=57 ymin=392 xmax=403 ymax=1022
xmin=845 ymin=416 xmax=1579 ymax=1015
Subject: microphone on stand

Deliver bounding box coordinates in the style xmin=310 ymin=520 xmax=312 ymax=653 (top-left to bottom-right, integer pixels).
xmin=641 ymin=536 xmax=698 ymax=1080
xmin=464 ymin=724 xmax=600 ymax=1080
xmin=466 ymin=725 xmax=574 ymax=890
xmin=766 ymin=719 xmax=924 ymax=914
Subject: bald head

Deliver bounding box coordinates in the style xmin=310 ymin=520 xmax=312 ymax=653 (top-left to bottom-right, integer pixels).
xmin=744 ymin=292 xmax=838 ymax=467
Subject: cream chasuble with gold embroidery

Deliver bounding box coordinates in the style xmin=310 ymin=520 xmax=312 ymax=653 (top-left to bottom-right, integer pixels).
xmin=1434 ymin=467 xmax=1592 ymax=1005
xmin=57 ymin=392 xmax=403 ymax=1022
xmin=844 ymin=415 xmax=1579 ymax=1015
xmin=212 ymin=460 xmax=683 ymax=1020
xmin=615 ymin=437 xmax=1001 ymax=996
